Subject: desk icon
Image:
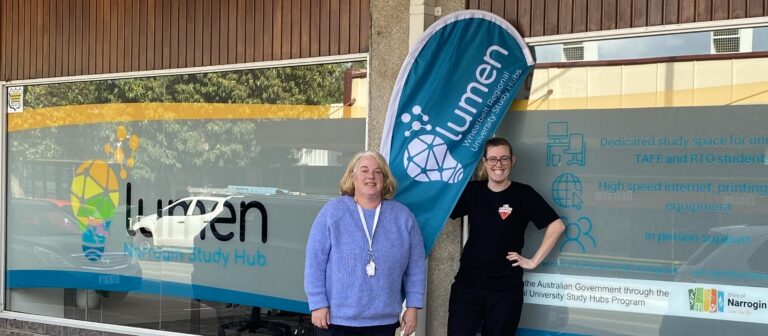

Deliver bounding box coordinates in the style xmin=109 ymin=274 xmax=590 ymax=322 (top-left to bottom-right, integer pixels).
xmin=546 ymin=122 xmax=586 ymax=167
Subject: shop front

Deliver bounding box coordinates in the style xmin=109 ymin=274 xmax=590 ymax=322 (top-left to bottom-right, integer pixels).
xmin=3 ymin=58 xmax=367 ymax=335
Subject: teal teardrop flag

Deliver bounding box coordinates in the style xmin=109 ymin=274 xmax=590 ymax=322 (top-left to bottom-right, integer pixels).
xmin=381 ymin=10 xmax=534 ymax=254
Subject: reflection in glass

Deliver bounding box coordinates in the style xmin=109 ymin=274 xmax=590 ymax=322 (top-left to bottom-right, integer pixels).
xmin=599 ymin=32 xmax=709 ymax=60
xmin=533 ymin=26 xmax=768 ymax=63
xmin=6 ymin=61 xmax=366 ymax=335
xmin=507 ymin=25 xmax=768 ymax=334
xmin=754 ymin=27 xmax=768 ymax=51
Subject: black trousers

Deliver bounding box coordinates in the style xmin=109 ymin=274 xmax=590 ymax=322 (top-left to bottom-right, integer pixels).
xmin=314 ymin=325 xmax=397 ymax=336
xmin=447 ymin=281 xmax=524 ymax=336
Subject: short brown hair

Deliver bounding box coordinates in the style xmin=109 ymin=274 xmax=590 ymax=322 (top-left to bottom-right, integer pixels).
xmin=338 ymin=151 xmax=398 ymax=199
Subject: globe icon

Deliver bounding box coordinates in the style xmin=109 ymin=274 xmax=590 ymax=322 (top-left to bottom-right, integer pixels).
xmin=70 ymin=159 xmax=119 ymax=261
xmin=403 ymin=134 xmax=463 ymax=183
xmin=552 ymin=173 xmax=583 ymax=209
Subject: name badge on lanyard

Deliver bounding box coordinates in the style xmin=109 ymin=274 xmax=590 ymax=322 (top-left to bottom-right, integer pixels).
xmin=357 ymin=203 xmax=381 ymax=277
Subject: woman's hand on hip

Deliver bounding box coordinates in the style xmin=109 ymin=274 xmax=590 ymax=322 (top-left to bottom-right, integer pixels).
xmin=311 ymin=307 xmax=330 ymax=329
xmin=400 ymin=307 xmax=418 ymax=335
xmin=507 ymin=251 xmax=537 ymax=269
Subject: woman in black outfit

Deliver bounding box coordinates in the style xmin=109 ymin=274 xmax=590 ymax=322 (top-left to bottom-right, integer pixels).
xmin=447 ymin=137 xmax=565 ymax=336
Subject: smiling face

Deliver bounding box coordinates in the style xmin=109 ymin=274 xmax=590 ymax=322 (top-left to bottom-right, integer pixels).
xmin=353 ymin=154 xmax=385 ymax=201
xmin=483 ymin=144 xmax=515 ymax=185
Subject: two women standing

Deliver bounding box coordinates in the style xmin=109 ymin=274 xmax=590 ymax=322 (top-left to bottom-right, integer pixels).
xmin=305 ymin=137 xmax=564 ymax=336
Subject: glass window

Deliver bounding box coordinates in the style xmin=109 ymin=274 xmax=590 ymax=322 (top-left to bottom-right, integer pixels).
xmin=164 ymin=199 xmax=193 ymax=216
xmin=533 ymin=26 xmax=768 ymax=63
xmin=505 ymin=27 xmax=768 ymax=335
xmin=4 ymin=60 xmax=366 ymax=335
xmin=192 ymin=200 xmax=219 ymax=215
xmin=754 ymin=27 xmax=768 ymax=50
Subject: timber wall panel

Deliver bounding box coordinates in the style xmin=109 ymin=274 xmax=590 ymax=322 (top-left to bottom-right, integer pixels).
xmin=2 ymin=0 xmax=764 ymax=81
xmin=350 ymin=0 xmax=360 ymax=53
xmin=358 ymin=0 xmax=368 ymax=53
xmin=0 ymin=0 xmax=370 ymax=81
xmin=517 ymin=0 xmax=531 ymax=36
xmin=648 ymin=0 xmax=664 ymax=25
xmin=469 ymin=0 xmax=768 ymax=38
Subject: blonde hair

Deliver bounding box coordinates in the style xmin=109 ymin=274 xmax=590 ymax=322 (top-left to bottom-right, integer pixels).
xmin=339 ymin=151 xmax=397 ymax=199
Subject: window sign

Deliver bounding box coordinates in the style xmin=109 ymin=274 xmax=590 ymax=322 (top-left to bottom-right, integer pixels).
xmin=6 ymin=86 xmax=23 ymax=112
xmin=500 ymin=55 xmax=768 ymax=334
xmin=5 ymin=61 xmax=366 ymax=334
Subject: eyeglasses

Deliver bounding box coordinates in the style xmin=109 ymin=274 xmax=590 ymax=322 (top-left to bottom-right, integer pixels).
xmin=356 ymin=168 xmax=384 ymax=177
xmin=485 ymin=156 xmax=512 ymax=166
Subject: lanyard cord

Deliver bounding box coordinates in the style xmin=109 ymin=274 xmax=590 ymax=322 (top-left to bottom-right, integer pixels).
xmin=356 ymin=202 xmax=381 ymax=253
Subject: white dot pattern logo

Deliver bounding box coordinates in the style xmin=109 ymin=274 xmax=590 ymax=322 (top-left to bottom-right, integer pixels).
xmin=403 ymin=134 xmax=464 ymax=183
xmin=402 ymin=105 xmax=432 ymax=137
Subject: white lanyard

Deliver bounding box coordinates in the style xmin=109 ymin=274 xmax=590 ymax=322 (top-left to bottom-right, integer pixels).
xmin=356 ymin=202 xmax=381 ymax=252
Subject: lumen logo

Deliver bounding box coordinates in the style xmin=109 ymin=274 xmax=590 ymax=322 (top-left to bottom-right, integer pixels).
xmin=433 ymin=45 xmax=509 ymax=143
xmin=400 ymin=44 xmax=510 ymax=185
xmin=70 ymin=126 xmax=140 ymax=261
xmin=688 ymin=288 xmax=725 ymax=313
xmin=402 ymin=106 xmax=463 ymax=183
xmin=380 ymin=10 xmax=534 ymax=254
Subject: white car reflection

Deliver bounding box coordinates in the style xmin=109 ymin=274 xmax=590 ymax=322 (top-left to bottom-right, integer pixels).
xmin=659 ymin=223 xmax=768 ymax=335
xmin=7 ymin=198 xmax=142 ymax=312
xmin=131 ymin=196 xmax=237 ymax=252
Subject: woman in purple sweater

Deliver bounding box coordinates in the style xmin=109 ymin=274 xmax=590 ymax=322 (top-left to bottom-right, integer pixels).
xmin=304 ymin=151 xmax=426 ymax=336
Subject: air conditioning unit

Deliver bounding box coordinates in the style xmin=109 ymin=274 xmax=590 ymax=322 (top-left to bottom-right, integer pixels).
xmin=561 ymin=41 xmax=597 ymax=61
xmin=711 ymin=28 xmax=753 ymax=54
xmin=562 ymin=42 xmax=584 ymax=61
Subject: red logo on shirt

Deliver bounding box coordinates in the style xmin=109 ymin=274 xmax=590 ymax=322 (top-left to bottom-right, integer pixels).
xmin=498 ymin=204 xmax=513 ymax=220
